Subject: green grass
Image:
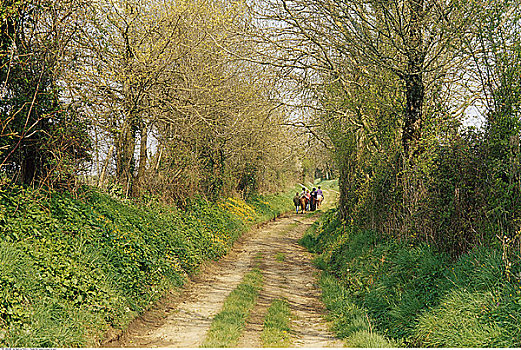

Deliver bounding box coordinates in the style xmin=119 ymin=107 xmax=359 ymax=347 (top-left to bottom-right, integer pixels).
xmin=414 ymin=289 xmax=508 ymax=347
xmin=313 ymin=178 xmax=339 ymax=191
xmin=0 ymin=184 xmax=295 ymax=347
xmin=301 ymin=209 xmax=521 ymax=347
xmin=201 ymin=269 xmax=263 ymax=347
xmin=261 ymin=298 xmax=292 ymax=347
xmin=303 ymin=211 xmax=317 ymax=218
xmin=275 ymin=252 xmax=285 ymax=262
xmin=319 ymin=272 xmax=396 ymax=347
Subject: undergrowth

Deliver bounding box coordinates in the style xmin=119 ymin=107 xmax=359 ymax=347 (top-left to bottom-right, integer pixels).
xmin=301 ymin=209 xmax=521 ymax=347
xmin=0 ymin=185 xmax=293 ymax=347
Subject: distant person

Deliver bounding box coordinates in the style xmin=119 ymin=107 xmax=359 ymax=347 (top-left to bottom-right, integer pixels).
xmin=304 ymin=190 xmax=311 ymax=211
xmin=310 ymin=187 xmax=317 ymax=211
xmin=293 ymin=192 xmax=301 ymax=214
xmin=316 ymin=186 xmax=324 ymax=208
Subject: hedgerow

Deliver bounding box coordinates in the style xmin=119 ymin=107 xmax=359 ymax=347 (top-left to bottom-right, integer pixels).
xmin=0 ymin=185 xmax=292 ymax=347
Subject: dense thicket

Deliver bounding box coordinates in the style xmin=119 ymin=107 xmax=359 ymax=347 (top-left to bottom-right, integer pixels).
xmin=0 ymin=0 xmax=91 ymax=186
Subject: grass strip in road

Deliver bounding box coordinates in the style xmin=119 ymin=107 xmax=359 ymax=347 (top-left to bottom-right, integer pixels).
xmin=275 ymin=252 xmax=286 ymax=262
xmin=261 ymin=298 xmax=292 ymax=347
xmin=201 ymin=268 xmax=263 ymax=348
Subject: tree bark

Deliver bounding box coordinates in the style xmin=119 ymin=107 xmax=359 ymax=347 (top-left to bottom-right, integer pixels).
xmin=115 ymin=117 xmax=135 ymax=197
xmin=403 ymin=0 xmax=425 ymax=158
xmin=133 ymin=122 xmax=148 ymax=197
xmin=98 ymin=144 xmax=114 ymax=188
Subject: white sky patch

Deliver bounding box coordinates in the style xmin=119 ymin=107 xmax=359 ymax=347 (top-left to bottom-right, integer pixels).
xmin=462 ymin=105 xmax=486 ymax=129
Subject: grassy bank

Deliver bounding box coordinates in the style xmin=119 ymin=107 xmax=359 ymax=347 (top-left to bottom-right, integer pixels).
xmin=301 ymin=209 xmax=521 ymax=347
xmin=0 ymin=185 xmax=293 ymax=347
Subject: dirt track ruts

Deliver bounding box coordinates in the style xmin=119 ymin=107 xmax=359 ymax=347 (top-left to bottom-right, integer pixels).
xmin=105 ymin=194 xmax=343 ymax=348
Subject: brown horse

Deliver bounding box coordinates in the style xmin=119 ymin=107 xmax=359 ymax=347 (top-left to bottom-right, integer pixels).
xmin=299 ymin=196 xmax=308 ymax=214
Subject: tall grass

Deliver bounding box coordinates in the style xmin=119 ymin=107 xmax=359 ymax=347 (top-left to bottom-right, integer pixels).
xmin=301 ymin=209 xmax=521 ymax=347
xmin=319 ymin=272 xmax=396 ymax=347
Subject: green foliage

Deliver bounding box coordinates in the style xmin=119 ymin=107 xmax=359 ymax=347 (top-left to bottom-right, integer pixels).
xmin=319 ymin=273 xmax=396 ymax=347
xmin=246 ymin=192 xmax=292 ymax=222
xmin=202 ymin=268 xmax=263 ymax=348
xmin=316 ymin=0 xmax=521 ymax=260
xmin=262 ymin=298 xmax=292 ymax=347
xmin=0 ymin=184 xmax=293 ymax=347
xmin=414 ymin=289 xmax=517 ymax=347
xmin=0 ymin=1 xmax=90 ymax=186
xmin=303 ymin=210 xmax=521 ymax=347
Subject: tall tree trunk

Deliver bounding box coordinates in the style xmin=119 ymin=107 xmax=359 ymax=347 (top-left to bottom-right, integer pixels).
xmin=21 ymin=146 xmax=37 ymax=185
xmin=338 ymin=157 xmax=352 ymax=222
xmin=133 ymin=122 xmax=148 ymax=197
xmin=115 ymin=117 xmax=135 ymax=197
xmin=403 ymin=0 xmax=425 ymax=158
xmin=98 ymin=144 xmax=114 ymax=188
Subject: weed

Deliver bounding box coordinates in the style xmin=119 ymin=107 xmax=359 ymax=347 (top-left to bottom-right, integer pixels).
xmin=275 ymin=252 xmax=285 ymax=262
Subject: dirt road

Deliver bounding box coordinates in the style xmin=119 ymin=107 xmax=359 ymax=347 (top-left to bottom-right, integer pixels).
xmin=106 ymin=196 xmax=343 ymax=348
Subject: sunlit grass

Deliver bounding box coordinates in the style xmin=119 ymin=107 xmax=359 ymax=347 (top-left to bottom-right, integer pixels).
xmin=303 ymin=209 xmax=521 ymax=347
xmin=0 ymin=184 xmax=292 ymax=347
xmin=201 ymin=268 xmax=263 ymax=347
xmin=261 ymin=298 xmax=292 ymax=347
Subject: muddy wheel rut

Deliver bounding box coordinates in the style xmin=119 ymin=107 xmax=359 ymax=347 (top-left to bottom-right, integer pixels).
xmin=106 ymin=197 xmax=343 ymax=348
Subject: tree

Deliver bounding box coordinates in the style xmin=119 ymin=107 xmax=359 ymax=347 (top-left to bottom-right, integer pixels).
xmin=250 ymin=0 xmax=474 ymax=158
xmin=0 ymin=0 xmax=90 ymax=186
xmin=59 ymin=0 xmax=299 ymax=201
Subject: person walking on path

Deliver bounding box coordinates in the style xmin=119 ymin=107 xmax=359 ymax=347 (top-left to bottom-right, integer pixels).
xmin=293 ymin=192 xmax=301 ymax=214
xmin=304 ymin=190 xmax=311 ymax=211
xmin=316 ymin=186 xmax=324 ymax=209
xmin=310 ymin=188 xmax=317 ymax=211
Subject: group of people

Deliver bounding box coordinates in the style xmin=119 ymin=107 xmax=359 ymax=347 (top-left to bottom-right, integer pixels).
xmin=293 ymin=186 xmax=324 ymax=214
